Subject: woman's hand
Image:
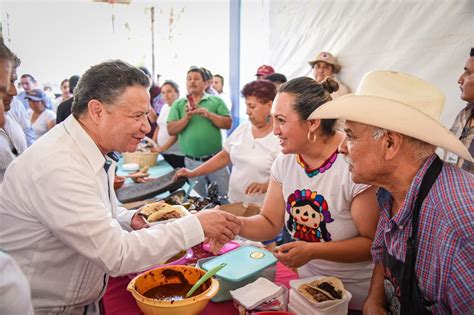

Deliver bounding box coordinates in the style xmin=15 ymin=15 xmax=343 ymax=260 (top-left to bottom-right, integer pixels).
xmin=245 ymin=182 xmax=269 ymax=195
xmin=274 ymin=241 xmax=315 ymax=268
xmin=174 ymin=168 xmax=195 ymax=179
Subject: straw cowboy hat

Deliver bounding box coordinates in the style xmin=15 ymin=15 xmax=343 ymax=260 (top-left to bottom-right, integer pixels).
xmin=308 ymin=70 xmax=472 ymax=161
xmin=308 ymin=52 xmax=341 ymax=73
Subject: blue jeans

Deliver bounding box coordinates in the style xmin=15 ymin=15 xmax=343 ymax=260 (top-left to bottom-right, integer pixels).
xmin=184 ymin=157 xmax=230 ymax=198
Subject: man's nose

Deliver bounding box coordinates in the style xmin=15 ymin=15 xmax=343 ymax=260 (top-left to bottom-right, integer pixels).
xmin=338 ymin=135 xmax=348 ymax=154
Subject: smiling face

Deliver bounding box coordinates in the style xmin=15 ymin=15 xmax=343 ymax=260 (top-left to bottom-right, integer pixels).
xmin=271 ymin=92 xmax=310 ymax=154
xmin=97 ymin=85 xmax=151 ymax=153
xmin=291 ymin=203 xmax=323 ymax=228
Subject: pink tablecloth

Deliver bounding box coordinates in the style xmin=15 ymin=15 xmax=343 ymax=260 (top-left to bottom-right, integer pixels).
xmin=103 ymin=262 xmax=298 ymax=315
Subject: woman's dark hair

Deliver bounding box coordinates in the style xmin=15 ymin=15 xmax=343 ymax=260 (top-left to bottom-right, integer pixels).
xmin=241 ymin=80 xmax=276 ymax=103
xmin=161 ymin=80 xmax=180 ymax=97
xmin=278 ymin=76 xmax=338 ymax=136
xmin=72 ymin=60 xmax=150 ymax=117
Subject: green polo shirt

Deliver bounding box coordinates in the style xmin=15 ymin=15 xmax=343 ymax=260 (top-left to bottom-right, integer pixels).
xmin=167 ymin=94 xmax=230 ymax=157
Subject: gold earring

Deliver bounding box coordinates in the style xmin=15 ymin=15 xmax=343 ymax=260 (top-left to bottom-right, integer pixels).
xmin=307 ymin=131 xmax=317 ymax=143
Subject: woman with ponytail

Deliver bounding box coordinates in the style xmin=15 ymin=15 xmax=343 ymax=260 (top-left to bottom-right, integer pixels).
xmin=176 ymin=79 xmax=280 ymax=206
xmin=238 ymin=77 xmax=379 ymax=313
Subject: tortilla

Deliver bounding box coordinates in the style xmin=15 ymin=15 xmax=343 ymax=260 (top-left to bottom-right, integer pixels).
xmin=139 ymin=201 xmax=168 ymax=217
xmin=297 ymin=284 xmax=332 ymax=303
xmin=147 ymin=207 xmax=184 ymax=222
xmin=297 ymin=276 xmax=344 ymax=303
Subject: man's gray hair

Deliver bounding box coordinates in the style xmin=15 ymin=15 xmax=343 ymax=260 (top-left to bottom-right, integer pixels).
xmin=371 ymin=127 xmax=435 ymax=161
xmin=72 ymin=60 xmax=150 ymax=117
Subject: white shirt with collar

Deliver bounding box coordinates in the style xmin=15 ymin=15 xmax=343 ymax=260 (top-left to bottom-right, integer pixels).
xmin=0 ymin=115 xmax=205 ymax=314
xmin=7 ymin=96 xmax=36 ymax=146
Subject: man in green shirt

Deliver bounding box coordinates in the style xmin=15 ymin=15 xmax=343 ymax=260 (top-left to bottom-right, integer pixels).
xmin=168 ymin=67 xmax=231 ymax=197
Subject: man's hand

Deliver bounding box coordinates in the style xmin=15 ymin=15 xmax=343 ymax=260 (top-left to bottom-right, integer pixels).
xmin=363 ymin=263 xmax=388 ymax=315
xmin=195 ymin=209 xmax=241 ymax=245
xmin=273 ymin=241 xmax=314 ymax=268
xmin=192 ymin=107 xmax=211 ymax=119
xmin=130 ymin=210 xmax=149 ymax=230
xmin=245 ymin=182 xmax=269 ymax=195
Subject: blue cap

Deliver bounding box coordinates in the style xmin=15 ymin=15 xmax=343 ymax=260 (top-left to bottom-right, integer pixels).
xmin=25 ymin=89 xmax=48 ymax=102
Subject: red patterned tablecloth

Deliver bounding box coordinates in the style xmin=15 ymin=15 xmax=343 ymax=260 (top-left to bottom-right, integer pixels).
xmin=103 ymin=245 xmax=298 ymax=315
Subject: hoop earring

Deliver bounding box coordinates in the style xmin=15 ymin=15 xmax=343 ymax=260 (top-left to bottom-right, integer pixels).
xmin=307 ymin=131 xmax=317 ymax=143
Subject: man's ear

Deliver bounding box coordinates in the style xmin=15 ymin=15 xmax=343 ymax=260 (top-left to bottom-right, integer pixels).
xmin=87 ymin=100 xmax=104 ymax=124
xmin=384 ymin=131 xmax=403 ymax=160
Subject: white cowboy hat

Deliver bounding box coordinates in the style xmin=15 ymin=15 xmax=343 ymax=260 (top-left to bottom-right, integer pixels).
xmin=308 ymin=70 xmax=472 ymax=162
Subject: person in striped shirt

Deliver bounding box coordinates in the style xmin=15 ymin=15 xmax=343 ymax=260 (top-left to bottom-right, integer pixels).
xmin=309 ymin=70 xmax=473 ymax=314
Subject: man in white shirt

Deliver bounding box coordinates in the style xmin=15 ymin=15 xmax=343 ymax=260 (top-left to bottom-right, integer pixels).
xmin=0 ymin=52 xmax=27 ymax=183
xmin=0 ymin=60 xmax=241 ymax=314
xmin=0 ymin=41 xmax=35 ymax=315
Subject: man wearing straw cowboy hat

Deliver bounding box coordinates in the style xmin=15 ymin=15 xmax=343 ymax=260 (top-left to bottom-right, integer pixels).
xmin=308 ymin=70 xmax=473 ymax=314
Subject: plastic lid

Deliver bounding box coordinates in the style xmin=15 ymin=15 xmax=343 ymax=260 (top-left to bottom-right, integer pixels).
xmin=201 ymin=246 xmax=277 ymax=282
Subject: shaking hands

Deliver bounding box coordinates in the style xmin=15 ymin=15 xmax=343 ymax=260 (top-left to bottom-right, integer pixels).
xmin=195 ymin=208 xmax=241 ymax=254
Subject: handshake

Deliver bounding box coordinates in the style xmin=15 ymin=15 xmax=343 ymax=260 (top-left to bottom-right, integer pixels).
xmin=195 ymin=208 xmax=241 ymax=254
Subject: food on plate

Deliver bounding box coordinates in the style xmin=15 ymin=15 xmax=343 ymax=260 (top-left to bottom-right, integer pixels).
xmin=297 ymin=276 xmax=344 ymax=303
xmin=147 ymin=208 xmax=183 ymax=222
xmin=139 ymin=201 xmax=186 ymax=223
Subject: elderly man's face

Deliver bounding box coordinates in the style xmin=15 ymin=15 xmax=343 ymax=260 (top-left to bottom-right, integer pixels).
xmin=458 ymin=56 xmax=474 ymax=103
xmin=339 ymin=121 xmax=385 ymax=184
xmin=313 ymin=61 xmax=334 ymax=83
xmin=98 ymin=85 xmax=151 ymax=153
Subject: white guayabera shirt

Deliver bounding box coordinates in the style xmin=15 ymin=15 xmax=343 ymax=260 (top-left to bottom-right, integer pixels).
xmin=0 ymin=115 xmax=204 ymax=314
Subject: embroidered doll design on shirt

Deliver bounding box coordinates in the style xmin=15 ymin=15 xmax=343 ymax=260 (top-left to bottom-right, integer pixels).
xmin=286 ymin=189 xmax=334 ymax=242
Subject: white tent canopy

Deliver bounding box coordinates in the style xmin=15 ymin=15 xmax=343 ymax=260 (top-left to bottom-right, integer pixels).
xmin=1 ymin=0 xmax=472 ymax=126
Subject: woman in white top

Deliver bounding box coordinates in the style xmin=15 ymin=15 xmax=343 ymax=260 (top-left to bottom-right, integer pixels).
xmin=152 ymin=80 xmax=185 ymax=169
xmin=176 ymin=80 xmax=280 ymax=206
xmin=238 ymin=77 xmax=379 ymax=312
xmin=26 ymin=89 xmax=56 ymax=139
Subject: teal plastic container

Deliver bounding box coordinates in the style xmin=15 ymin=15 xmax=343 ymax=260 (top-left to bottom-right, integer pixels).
xmin=198 ymin=246 xmax=277 ymax=302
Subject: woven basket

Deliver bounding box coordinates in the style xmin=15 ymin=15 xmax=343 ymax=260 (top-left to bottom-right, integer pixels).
xmin=122 ymin=152 xmax=158 ymax=168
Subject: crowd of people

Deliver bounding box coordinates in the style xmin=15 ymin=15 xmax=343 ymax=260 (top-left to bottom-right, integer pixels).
xmin=0 ymin=39 xmax=472 ymax=315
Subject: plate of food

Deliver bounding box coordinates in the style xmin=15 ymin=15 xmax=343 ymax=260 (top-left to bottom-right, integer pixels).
xmin=138 ymin=201 xmax=190 ymax=225
xmin=289 ymin=276 xmax=351 ymax=313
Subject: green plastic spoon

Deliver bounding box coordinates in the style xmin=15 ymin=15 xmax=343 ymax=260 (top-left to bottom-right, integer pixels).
xmin=186 ymin=262 xmax=226 ymax=298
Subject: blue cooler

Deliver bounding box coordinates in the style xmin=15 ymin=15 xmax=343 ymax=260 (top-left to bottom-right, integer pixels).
xmin=197 ymin=246 xmax=277 ymax=302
